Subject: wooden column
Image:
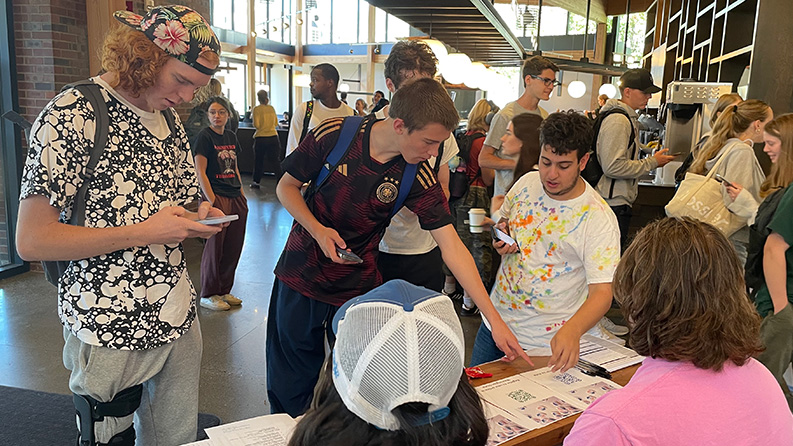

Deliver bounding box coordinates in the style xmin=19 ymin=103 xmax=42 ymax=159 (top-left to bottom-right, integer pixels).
xmin=364 ymin=4 xmax=376 ymax=95
xmin=247 ymin=0 xmax=256 ymax=112
xmin=591 ymin=21 xmax=607 ymax=109
xmin=86 ymin=0 xmax=126 ymax=76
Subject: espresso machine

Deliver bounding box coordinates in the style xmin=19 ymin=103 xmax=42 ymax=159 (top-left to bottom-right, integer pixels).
xmin=658 ymin=81 xmax=733 ymax=185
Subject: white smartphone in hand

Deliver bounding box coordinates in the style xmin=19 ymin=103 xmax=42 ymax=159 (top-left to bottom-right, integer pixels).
xmin=196 ymin=215 xmax=239 ymax=225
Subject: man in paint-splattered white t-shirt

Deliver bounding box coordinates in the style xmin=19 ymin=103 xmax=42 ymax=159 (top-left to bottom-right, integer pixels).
xmin=471 ymin=111 xmax=620 ymax=373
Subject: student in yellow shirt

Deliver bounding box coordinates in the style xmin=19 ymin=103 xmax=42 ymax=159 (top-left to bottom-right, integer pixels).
xmin=251 ymin=89 xmax=282 ymax=187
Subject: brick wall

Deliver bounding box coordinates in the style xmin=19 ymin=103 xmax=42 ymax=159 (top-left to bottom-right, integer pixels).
xmin=13 ymin=0 xmax=91 ymax=125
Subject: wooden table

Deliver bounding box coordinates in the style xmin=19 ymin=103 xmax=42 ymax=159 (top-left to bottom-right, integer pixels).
xmin=474 ymin=357 xmax=640 ymax=446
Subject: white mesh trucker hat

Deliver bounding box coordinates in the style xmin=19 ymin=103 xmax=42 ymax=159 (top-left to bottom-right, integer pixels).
xmin=331 ymin=279 xmax=466 ymax=431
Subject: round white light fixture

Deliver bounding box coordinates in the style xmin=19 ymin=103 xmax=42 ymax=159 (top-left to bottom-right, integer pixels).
xmin=481 ymin=69 xmax=503 ymax=91
xmin=339 ymin=83 xmax=350 ymax=93
xmin=294 ymin=73 xmax=311 ymax=88
xmin=440 ymin=53 xmax=472 ymax=85
xmin=464 ymin=62 xmax=487 ymax=90
xmin=568 ymin=80 xmax=587 ymax=99
xmin=424 ymin=39 xmax=448 ymax=62
xmin=599 ymin=83 xmax=617 ymax=98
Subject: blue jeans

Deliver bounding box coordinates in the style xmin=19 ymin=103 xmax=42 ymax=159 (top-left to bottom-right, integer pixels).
xmin=470 ymin=322 xmax=506 ymax=366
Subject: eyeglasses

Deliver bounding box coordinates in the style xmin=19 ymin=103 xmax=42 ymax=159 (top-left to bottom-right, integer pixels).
xmin=208 ymin=109 xmax=228 ymax=116
xmin=530 ymin=75 xmax=562 ymax=87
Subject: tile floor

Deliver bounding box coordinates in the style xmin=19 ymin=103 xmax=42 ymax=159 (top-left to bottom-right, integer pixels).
xmin=0 ymin=175 xmax=499 ymax=424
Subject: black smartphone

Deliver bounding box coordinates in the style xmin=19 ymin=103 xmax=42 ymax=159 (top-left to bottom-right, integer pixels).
xmin=335 ymin=247 xmax=363 ymax=264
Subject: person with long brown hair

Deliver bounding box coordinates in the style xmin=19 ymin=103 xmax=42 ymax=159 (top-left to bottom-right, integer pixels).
xmin=689 ymin=99 xmax=773 ymax=263
xmin=748 ymin=113 xmax=793 ymax=410
xmin=564 ymin=218 xmax=793 ymax=445
xmin=675 ymin=93 xmax=743 ymax=182
xmin=489 ymin=112 xmax=544 ymax=213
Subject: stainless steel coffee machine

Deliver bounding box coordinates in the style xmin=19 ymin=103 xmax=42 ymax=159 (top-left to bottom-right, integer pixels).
xmin=658 ymin=81 xmax=733 ymax=185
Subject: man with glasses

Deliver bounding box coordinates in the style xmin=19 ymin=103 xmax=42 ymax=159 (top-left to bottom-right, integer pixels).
xmin=479 ymin=56 xmax=560 ymax=202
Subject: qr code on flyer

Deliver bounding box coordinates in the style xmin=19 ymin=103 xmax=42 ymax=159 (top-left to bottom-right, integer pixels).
xmin=508 ymin=389 xmax=536 ymax=403
xmin=553 ymin=372 xmax=582 ymax=385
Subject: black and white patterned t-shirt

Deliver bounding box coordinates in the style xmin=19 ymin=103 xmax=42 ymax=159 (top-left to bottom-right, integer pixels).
xmin=19 ymin=81 xmax=201 ymax=350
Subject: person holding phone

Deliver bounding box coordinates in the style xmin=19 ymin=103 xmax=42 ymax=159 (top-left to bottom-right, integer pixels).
xmin=470 ymin=111 xmax=621 ymax=371
xmin=689 ymin=99 xmax=772 ymax=263
xmin=195 ymin=96 xmax=249 ymax=311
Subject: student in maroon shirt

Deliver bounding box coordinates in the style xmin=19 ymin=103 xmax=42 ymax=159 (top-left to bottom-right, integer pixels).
xmin=267 ymin=78 xmax=531 ymax=417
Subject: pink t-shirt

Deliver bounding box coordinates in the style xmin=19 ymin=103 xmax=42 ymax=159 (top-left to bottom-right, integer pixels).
xmin=564 ymin=357 xmax=793 ymax=446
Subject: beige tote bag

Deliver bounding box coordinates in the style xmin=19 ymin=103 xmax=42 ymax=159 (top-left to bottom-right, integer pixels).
xmin=665 ymin=142 xmax=747 ymax=236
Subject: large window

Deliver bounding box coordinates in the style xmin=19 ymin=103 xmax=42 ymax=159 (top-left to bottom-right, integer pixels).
xmin=217 ymin=59 xmax=249 ymax=114
xmin=306 ymin=0 xmax=372 ymax=44
xmin=493 ymin=3 xmax=600 ymax=37
xmin=611 ymin=13 xmax=647 ymax=66
xmin=255 ymin=0 xmax=293 ymax=44
xmin=214 ymin=0 xmax=295 ymax=44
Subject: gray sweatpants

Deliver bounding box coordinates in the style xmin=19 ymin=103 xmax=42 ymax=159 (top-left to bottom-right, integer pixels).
xmin=63 ymin=318 xmax=202 ymax=445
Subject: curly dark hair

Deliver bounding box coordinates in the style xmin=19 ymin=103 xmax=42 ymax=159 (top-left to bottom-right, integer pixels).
xmin=615 ymin=218 xmax=764 ymax=372
xmin=288 ymin=359 xmax=488 ymax=446
xmin=313 ymin=63 xmax=340 ymax=86
xmin=538 ymin=111 xmax=593 ymax=160
xmin=384 ymin=40 xmax=438 ymax=89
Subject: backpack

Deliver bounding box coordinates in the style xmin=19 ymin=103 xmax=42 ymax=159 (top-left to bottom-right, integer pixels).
xmin=745 ymin=185 xmax=791 ymax=299
xmin=41 ymin=80 xmax=177 ymax=286
xmin=582 ymin=108 xmax=636 ymax=194
xmin=448 ymin=131 xmax=485 ymax=200
xmin=299 ymin=100 xmax=314 ymax=143
xmin=304 ymin=116 xmax=417 ymax=219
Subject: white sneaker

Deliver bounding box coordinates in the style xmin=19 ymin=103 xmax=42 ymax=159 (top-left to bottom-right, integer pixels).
xmin=223 ymin=293 xmax=242 ymax=306
xmin=200 ymin=295 xmax=230 ymax=311
xmin=600 ymin=317 xmax=629 ymax=336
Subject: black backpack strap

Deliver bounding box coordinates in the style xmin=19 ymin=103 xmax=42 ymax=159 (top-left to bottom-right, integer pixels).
xmin=299 ymin=100 xmax=314 ymax=143
xmin=433 ymin=141 xmax=445 ymax=173
xmin=162 ymin=108 xmax=177 ymax=136
xmin=66 ymin=81 xmax=109 ymax=226
xmin=594 ymin=108 xmax=636 ymax=199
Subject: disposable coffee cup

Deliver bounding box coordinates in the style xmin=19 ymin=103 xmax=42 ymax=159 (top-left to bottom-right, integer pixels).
xmin=469 ymin=208 xmax=486 ymax=233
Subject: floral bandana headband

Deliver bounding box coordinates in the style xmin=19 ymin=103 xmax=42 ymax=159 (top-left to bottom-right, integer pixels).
xmin=114 ymin=5 xmax=220 ymax=75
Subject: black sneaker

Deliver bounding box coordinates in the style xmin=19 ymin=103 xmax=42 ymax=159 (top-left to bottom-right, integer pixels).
xmin=459 ymin=304 xmax=480 ymax=317
xmin=442 ymin=289 xmax=463 ymax=301
xmin=250 ymin=182 xmax=260 ymax=189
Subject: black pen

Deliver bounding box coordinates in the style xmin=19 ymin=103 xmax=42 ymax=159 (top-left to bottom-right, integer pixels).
xmin=577 ymin=359 xmax=612 ymax=380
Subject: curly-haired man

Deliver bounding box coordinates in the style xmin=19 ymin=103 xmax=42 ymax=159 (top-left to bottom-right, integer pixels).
xmin=16 ymin=6 xmax=223 ymax=445
xmin=470 ymin=111 xmax=621 ymax=374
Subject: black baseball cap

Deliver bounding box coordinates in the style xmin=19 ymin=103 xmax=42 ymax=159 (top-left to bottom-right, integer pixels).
xmin=619 ymin=69 xmax=661 ymax=94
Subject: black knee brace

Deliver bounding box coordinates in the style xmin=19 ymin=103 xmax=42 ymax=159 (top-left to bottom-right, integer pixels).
xmin=74 ymin=384 xmax=142 ymax=446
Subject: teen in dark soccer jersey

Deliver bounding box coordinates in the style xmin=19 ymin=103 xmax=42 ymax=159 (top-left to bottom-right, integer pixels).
xmin=267 ymin=78 xmax=531 ymax=417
